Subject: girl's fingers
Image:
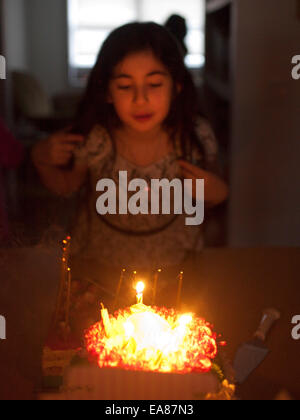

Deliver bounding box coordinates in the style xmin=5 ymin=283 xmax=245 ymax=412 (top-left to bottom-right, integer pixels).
xmin=177 ymin=159 xmax=203 ymax=171
xmin=178 ymin=160 xmax=206 ymax=178
xmin=178 ymin=160 xmax=197 ymax=174
xmin=52 ymin=150 xmax=72 ymax=163
xmin=65 ymin=135 xmax=84 ymax=142
xmin=177 ymin=159 xmax=195 ymax=170
xmin=180 ymin=167 xmax=196 ymax=179
xmin=59 ymin=143 xmax=78 ymax=153
xmin=61 ymin=151 xmax=73 ymax=158
xmin=50 ymin=133 xmax=84 ymax=145
xmin=60 ymin=136 xmax=84 ymax=145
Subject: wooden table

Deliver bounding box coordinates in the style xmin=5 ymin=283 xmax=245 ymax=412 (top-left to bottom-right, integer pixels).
xmin=1 ymin=246 xmax=299 ymax=400
xmin=175 ymin=247 xmax=300 ymax=400
xmin=72 ymin=246 xmax=300 ymax=400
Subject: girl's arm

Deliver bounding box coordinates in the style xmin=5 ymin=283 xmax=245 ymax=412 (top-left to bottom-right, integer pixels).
xmin=31 ymin=131 xmax=88 ymax=196
xmin=179 ymin=118 xmax=228 ymax=207
xmin=0 ymin=119 xmax=23 ymax=168
xmin=178 ymin=159 xmax=228 ymax=206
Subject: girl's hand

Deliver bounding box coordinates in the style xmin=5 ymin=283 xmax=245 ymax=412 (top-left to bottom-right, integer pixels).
xmin=31 ymin=129 xmax=87 ymax=196
xmin=177 ymin=159 xmax=228 ymax=206
xmin=45 ymin=130 xmax=84 ymax=167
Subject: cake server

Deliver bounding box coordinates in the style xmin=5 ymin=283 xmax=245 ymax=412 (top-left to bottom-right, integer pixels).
xmin=233 ymin=308 xmax=281 ymax=384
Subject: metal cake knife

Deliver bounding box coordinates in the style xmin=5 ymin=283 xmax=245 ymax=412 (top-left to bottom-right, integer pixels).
xmin=234 ymin=308 xmax=281 ymax=384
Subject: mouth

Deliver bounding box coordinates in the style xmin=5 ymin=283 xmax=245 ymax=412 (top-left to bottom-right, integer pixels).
xmin=133 ymin=114 xmax=154 ymax=122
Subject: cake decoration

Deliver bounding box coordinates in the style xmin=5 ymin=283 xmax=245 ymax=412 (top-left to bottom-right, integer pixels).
xmin=86 ymin=281 xmax=219 ymax=374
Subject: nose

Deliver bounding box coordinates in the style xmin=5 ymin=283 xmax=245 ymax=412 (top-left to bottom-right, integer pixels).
xmin=133 ymin=85 xmax=148 ymax=104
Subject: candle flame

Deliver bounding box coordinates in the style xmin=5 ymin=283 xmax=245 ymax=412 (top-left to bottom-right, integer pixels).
xmin=178 ymin=313 xmax=193 ymax=327
xmin=136 ymin=281 xmax=145 ymax=294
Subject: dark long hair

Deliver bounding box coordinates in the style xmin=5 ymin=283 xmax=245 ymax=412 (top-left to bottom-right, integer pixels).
xmin=73 ymin=22 xmax=205 ymax=160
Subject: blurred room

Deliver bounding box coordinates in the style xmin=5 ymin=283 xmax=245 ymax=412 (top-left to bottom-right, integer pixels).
xmin=1 ymin=0 xmax=299 ymax=247
xmin=0 ymin=0 xmax=299 ymax=401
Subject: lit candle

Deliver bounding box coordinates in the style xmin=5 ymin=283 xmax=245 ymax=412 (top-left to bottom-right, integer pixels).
xmin=65 ymin=267 xmax=72 ymax=325
xmin=132 ymin=270 xmax=137 ymax=284
xmin=176 ymin=271 xmax=184 ymax=309
xmin=62 ymin=236 xmax=71 ymax=266
xmin=136 ymin=281 xmax=145 ymax=305
xmin=101 ymin=303 xmax=111 ymax=337
xmin=53 ymin=237 xmax=71 ymax=326
xmin=113 ymin=268 xmax=126 ymax=309
xmin=152 ymin=269 xmax=162 ymax=305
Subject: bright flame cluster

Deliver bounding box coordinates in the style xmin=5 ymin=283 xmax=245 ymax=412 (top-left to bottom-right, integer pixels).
xmin=85 ymin=304 xmax=218 ymax=374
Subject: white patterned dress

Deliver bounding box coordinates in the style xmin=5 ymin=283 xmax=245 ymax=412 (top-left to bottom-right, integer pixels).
xmin=71 ymin=118 xmax=219 ymax=270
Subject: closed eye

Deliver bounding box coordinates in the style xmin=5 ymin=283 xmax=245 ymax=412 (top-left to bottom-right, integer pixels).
xmin=117 ymin=85 xmax=132 ymax=90
xmin=149 ymin=83 xmax=163 ymax=88
xmin=117 ymin=84 xmax=163 ymax=90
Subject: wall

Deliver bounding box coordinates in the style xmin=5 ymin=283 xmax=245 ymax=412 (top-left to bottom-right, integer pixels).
xmin=1 ymin=0 xmax=29 ymax=123
xmin=2 ymin=0 xmax=28 ymax=70
xmin=2 ymin=0 xmax=70 ymax=96
xmin=25 ymin=0 xmax=69 ymax=96
xmin=229 ymin=0 xmax=300 ymax=246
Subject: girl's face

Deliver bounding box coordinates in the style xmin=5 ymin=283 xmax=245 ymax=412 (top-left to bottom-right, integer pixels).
xmin=108 ymin=51 xmax=176 ymax=133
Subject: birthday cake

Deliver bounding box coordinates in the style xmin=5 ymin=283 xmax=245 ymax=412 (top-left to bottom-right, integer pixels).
xmin=43 ymin=244 xmax=235 ymax=400
xmin=58 ymin=299 xmax=235 ymax=400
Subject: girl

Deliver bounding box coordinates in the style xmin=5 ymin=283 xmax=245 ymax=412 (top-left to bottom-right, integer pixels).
xmin=32 ymin=22 xmax=228 ymax=273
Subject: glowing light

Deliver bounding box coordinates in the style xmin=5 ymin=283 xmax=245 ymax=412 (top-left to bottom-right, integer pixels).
xmin=178 ymin=313 xmax=193 ymax=327
xmin=100 ymin=303 xmax=112 ymax=337
xmin=136 ymin=281 xmax=145 ymax=294
xmin=135 ymin=281 xmax=145 ymax=305
xmin=86 ymin=305 xmax=218 ymax=374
